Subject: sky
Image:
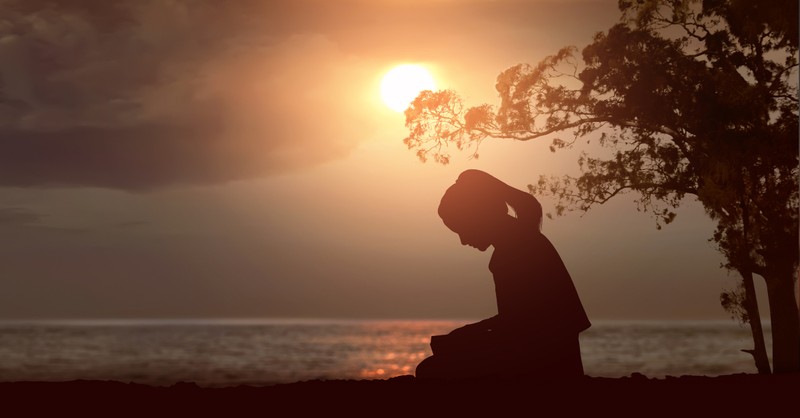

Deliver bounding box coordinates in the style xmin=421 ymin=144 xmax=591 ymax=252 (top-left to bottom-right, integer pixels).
xmin=0 ymin=0 xmax=769 ymax=321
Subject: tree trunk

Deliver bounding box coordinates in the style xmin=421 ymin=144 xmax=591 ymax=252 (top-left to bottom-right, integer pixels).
xmin=741 ymin=270 xmax=771 ymax=373
xmin=765 ymin=274 xmax=800 ymax=373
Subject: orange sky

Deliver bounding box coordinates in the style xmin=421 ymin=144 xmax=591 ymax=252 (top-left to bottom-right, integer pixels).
xmin=0 ymin=0 xmax=766 ymax=320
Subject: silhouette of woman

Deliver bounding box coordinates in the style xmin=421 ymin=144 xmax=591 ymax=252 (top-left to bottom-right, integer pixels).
xmin=415 ymin=169 xmax=591 ymax=379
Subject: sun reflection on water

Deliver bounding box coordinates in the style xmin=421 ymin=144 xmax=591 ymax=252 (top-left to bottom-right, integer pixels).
xmin=359 ymin=350 xmax=429 ymax=379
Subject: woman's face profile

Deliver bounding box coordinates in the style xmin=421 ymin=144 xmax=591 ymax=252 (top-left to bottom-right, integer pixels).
xmin=439 ymin=172 xmax=508 ymax=252
xmin=444 ymin=218 xmax=493 ymax=251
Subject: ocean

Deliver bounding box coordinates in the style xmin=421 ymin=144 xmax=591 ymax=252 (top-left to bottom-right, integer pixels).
xmin=0 ymin=319 xmax=771 ymax=387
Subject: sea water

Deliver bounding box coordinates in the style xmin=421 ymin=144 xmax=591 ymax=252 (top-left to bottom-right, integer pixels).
xmin=0 ymin=319 xmax=771 ymax=387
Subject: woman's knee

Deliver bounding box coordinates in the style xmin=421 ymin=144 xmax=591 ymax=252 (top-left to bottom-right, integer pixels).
xmin=415 ymin=355 xmax=441 ymax=379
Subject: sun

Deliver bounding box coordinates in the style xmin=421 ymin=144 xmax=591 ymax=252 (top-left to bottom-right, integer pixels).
xmin=380 ymin=64 xmax=436 ymax=112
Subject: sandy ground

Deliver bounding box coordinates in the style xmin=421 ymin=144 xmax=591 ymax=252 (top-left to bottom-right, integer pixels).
xmin=3 ymin=373 xmax=798 ymax=416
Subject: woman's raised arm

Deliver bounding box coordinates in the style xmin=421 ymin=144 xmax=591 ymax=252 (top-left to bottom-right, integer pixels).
xmin=456 ymin=170 xmax=542 ymax=232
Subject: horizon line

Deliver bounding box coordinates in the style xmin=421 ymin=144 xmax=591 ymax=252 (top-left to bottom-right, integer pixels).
xmin=0 ymin=316 xmax=769 ymax=326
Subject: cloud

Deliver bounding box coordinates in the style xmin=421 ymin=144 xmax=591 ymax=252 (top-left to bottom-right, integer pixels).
xmin=0 ymin=207 xmax=41 ymax=226
xmin=0 ymin=0 xmax=617 ymax=190
xmin=0 ymin=0 xmax=370 ymax=190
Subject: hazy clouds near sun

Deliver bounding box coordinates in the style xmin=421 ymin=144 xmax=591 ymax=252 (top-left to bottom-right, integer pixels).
xmin=0 ymin=0 xmax=615 ymax=189
xmin=0 ymin=1 xmax=370 ymax=188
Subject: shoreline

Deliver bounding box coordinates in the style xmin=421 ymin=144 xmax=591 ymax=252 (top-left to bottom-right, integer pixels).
xmin=3 ymin=373 xmax=798 ymax=414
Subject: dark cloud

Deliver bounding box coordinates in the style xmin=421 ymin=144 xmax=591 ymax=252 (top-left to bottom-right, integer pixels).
xmin=0 ymin=0 xmax=369 ymax=190
xmin=0 ymin=125 xmax=285 ymax=189
xmin=0 ymin=206 xmax=41 ymax=226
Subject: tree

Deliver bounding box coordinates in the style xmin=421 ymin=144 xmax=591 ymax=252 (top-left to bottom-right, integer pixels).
xmin=403 ymin=0 xmax=799 ymax=373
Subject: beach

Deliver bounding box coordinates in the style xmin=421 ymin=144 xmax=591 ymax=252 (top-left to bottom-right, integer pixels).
xmin=0 ymin=320 xmax=768 ymax=385
xmin=3 ymin=320 xmax=794 ymax=415
xmin=4 ymin=373 xmax=798 ymax=415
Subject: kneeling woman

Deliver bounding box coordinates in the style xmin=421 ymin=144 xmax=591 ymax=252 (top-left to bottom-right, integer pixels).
xmin=416 ymin=169 xmax=591 ymax=379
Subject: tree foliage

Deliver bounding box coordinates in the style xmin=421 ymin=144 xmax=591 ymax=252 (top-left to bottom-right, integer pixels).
xmin=403 ymin=0 xmax=799 ymax=371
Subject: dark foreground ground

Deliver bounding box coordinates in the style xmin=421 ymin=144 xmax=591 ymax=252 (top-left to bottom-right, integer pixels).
xmin=3 ymin=373 xmax=799 ymax=416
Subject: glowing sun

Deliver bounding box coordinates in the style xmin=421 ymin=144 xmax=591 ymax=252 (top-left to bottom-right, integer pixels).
xmin=380 ymin=65 xmax=436 ymax=112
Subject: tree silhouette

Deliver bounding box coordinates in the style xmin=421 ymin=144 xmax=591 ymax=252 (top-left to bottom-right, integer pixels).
xmin=403 ymin=0 xmax=798 ymax=373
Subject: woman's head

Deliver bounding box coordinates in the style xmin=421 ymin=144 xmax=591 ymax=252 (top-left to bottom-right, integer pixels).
xmin=438 ymin=170 xmax=510 ymax=251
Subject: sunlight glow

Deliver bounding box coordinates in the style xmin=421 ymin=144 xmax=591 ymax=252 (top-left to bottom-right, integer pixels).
xmin=380 ymin=64 xmax=436 ymax=112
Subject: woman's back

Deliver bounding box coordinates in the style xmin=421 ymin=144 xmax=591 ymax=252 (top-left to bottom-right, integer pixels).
xmin=489 ymin=231 xmax=591 ymax=337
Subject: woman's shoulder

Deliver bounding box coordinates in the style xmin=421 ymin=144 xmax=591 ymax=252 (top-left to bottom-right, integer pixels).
xmin=489 ymin=233 xmax=541 ymax=264
xmin=489 ymin=233 xmax=561 ymax=270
